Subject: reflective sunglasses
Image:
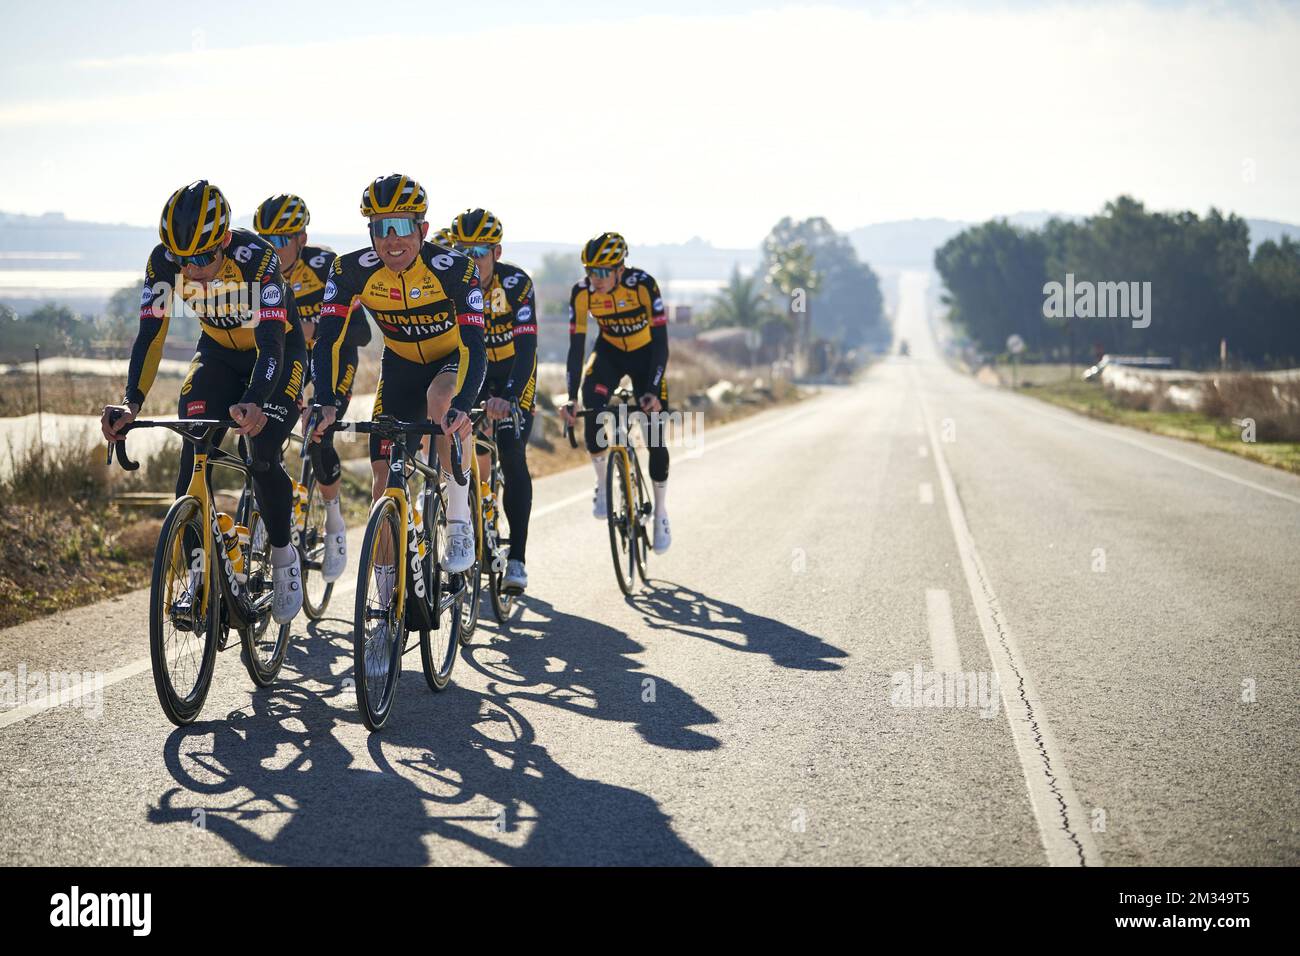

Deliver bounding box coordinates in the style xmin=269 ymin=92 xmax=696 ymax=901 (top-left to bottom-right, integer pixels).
xmin=456 ymin=243 xmax=494 ymax=258
xmin=369 ymin=216 xmax=421 ymax=238
xmin=265 ymin=233 xmax=300 ymax=248
xmin=586 ymin=266 xmax=615 ymax=279
xmin=175 ymin=248 xmax=222 ymax=267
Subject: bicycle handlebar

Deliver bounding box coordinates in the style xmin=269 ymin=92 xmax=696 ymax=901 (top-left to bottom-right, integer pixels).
xmin=105 ymin=414 xmax=270 ymax=473
xmin=338 ymin=415 xmax=468 ymax=486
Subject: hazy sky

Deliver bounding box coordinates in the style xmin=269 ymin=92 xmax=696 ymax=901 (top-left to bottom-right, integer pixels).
xmin=1 ymin=0 xmax=1297 ymax=247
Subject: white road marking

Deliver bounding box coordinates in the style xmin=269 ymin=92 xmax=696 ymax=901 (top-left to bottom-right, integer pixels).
xmin=924 ymin=588 xmax=962 ymax=673
xmin=919 ymin=445 xmax=929 ymax=458
xmin=919 ymin=482 xmax=934 ymax=504
xmin=1012 ymin=395 xmax=1300 ymax=507
xmin=0 ymin=657 xmax=150 ymax=730
xmin=916 ymin=371 xmax=1101 ymax=867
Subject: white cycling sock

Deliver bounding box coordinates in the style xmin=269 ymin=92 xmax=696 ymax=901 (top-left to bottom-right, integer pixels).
xmin=444 ymin=472 xmax=471 ymax=523
xmin=271 ymin=543 xmax=297 ymax=568
xmin=592 ymin=454 xmax=608 ymax=494
xmin=653 ymin=480 xmax=668 ymax=516
xmin=323 ymin=496 xmax=345 ymax=534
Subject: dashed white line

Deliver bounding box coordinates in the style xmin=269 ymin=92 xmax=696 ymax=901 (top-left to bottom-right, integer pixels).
xmin=924 ymin=588 xmax=962 ymax=673
xmin=916 ymin=371 xmax=1101 ymax=867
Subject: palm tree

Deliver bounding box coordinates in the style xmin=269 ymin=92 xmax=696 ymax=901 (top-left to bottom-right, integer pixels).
xmin=766 ymin=241 xmax=822 ymax=370
xmin=703 ymin=265 xmax=775 ymax=330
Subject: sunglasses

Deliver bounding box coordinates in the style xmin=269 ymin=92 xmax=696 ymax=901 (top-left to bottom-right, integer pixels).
xmin=369 ymin=216 xmax=421 ymax=238
xmin=175 ymin=248 xmax=222 ymax=267
xmin=586 ymin=266 xmax=616 ymax=279
xmin=265 ymin=233 xmax=300 ymax=248
xmin=456 ymin=243 xmax=494 ymax=258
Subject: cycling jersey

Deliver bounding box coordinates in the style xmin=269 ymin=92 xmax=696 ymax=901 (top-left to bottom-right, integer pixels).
xmin=566 ymin=266 xmax=668 ymax=401
xmin=285 ymin=245 xmax=335 ymax=323
xmin=126 ymin=227 xmax=297 ymax=408
xmin=315 ymin=240 xmax=486 ymax=411
xmin=483 ymin=261 xmax=538 ymax=407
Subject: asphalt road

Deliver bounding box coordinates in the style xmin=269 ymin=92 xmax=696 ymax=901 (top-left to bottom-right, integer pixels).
xmin=2 ymin=271 xmax=1296 ymax=866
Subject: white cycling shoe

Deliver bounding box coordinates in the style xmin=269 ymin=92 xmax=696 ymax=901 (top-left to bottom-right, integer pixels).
xmin=653 ymin=513 xmax=672 ymax=554
xmin=442 ymin=520 xmax=476 ymax=573
xmin=322 ymin=531 xmax=347 ymax=583
xmin=593 ymin=487 xmax=608 ymax=520
xmin=503 ymin=559 xmax=528 ymax=594
xmin=272 ymin=546 xmax=303 ymax=624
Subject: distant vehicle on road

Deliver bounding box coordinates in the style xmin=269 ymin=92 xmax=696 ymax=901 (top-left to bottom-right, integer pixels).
xmin=898 ymin=339 xmax=910 ymax=357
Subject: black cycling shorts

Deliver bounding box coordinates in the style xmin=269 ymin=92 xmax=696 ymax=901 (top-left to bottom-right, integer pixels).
xmin=369 ymin=346 xmax=463 ymax=462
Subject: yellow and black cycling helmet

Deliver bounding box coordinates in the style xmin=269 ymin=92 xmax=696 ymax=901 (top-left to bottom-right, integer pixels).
xmin=254 ymin=193 xmax=310 ymax=235
xmin=450 ymin=208 xmax=503 ymax=246
xmin=433 ymin=227 xmax=455 ymax=247
xmin=582 ymin=231 xmax=627 ymax=268
xmin=159 ymin=180 xmax=231 ymax=257
xmin=360 ymin=173 xmax=428 ymax=219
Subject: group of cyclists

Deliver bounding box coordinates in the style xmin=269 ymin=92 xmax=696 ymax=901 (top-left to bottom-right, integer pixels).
xmin=99 ymin=174 xmax=675 ymax=628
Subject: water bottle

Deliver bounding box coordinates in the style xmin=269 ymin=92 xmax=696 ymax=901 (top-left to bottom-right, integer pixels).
xmin=217 ymin=513 xmax=247 ymax=583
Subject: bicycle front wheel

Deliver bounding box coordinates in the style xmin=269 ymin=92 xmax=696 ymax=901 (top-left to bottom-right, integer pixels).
xmin=354 ymin=495 xmax=404 ymax=731
xmin=487 ymin=466 xmax=514 ymax=622
xmin=631 ymin=450 xmax=652 ymax=584
xmin=458 ymin=476 xmax=483 ymax=643
xmin=149 ymin=496 xmax=220 ymax=726
xmin=606 ymin=450 xmax=637 ymax=596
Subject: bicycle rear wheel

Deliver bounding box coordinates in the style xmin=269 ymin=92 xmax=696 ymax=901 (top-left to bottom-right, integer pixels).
xmin=299 ymin=460 xmax=334 ymax=620
xmin=458 ymin=476 xmax=483 ymax=642
xmin=239 ymin=501 xmax=289 ymax=687
xmin=354 ymin=496 xmax=404 ymax=730
xmin=149 ymin=496 xmax=220 ymax=726
xmin=487 ymin=466 xmax=515 ymax=622
xmin=631 ymin=450 xmax=652 ymax=584
xmin=422 ymin=486 xmax=461 ymax=689
xmin=606 ymin=450 xmax=637 ymax=595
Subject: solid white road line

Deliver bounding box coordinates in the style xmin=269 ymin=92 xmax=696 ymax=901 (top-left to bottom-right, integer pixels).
xmin=924 ymin=588 xmax=962 ymax=673
xmin=916 ymin=369 xmax=1101 ymax=867
xmin=0 ymin=657 xmax=151 ymax=730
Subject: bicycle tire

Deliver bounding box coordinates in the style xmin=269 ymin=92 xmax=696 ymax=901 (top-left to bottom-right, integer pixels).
xmin=299 ymin=458 xmax=334 ymax=620
xmin=149 ymin=496 xmax=220 ymax=726
xmin=487 ymin=465 xmax=514 ymax=622
xmin=458 ymin=474 xmax=483 ymax=642
xmin=422 ymin=485 xmax=461 ymax=689
xmin=354 ymin=495 xmax=405 ymax=731
xmin=606 ymin=451 xmax=637 ymax=595
xmin=632 ymin=449 xmax=652 ymax=584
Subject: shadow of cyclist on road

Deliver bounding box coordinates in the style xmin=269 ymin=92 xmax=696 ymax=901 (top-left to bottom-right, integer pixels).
xmin=464 ymin=595 xmax=720 ymax=752
xmin=147 ymin=610 xmax=707 ymax=865
xmin=627 ymin=579 xmax=847 ymax=672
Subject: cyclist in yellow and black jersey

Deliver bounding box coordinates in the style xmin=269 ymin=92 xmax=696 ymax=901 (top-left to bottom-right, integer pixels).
xmin=311 ymin=174 xmax=487 ymax=576
xmin=101 ymin=181 xmax=308 ymax=623
xmin=560 ymin=231 xmax=672 ymax=554
xmin=448 ymin=208 xmax=538 ymax=594
xmin=254 ymin=193 xmax=371 ymax=583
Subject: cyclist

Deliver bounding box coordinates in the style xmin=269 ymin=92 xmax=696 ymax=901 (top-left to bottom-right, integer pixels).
xmin=560 ymin=232 xmax=672 ymax=554
xmin=100 ymin=180 xmax=308 ymax=623
xmin=311 ymin=174 xmax=486 ymax=587
xmin=253 ymin=193 xmax=370 ymax=584
xmin=448 ymin=208 xmax=537 ymax=595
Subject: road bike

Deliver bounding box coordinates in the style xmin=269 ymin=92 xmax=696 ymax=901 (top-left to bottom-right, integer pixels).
xmin=565 ymin=387 xmax=654 ymax=595
xmin=342 ymin=414 xmax=469 ymax=731
xmin=107 ymin=415 xmax=293 ymax=726
xmin=290 ymin=409 xmax=335 ymax=621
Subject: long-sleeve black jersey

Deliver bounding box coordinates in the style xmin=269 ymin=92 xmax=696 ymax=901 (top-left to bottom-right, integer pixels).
xmin=125 ymin=228 xmax=296 ymax=408
xmin=565 ymin=266 xmax=668 ymax=401
xmin=314 ymin=241 xmax=486 ymax=411
xmin=483 ymin=261 xmax=538 ymax=401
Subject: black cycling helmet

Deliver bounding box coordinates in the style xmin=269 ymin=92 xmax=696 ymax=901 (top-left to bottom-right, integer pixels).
xmin=254 ymin=193 xmax=310 ymax=235
xmin=360 ymin=173 xmax=428 ymax=218
xmin=450 ymin=208 xmax=503 ymax=245
xmin=159 ymin=180 xmax=231 ymax=257
xmin=582 ymin=231 xmax=627 ymax=268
